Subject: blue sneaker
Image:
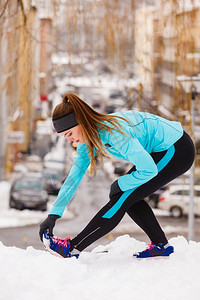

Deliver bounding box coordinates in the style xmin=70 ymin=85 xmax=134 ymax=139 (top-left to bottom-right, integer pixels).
xmin=43 ymin=231 xmax=79 ymax=259
xmin=133 ymin=242 xmax=174 ymax=258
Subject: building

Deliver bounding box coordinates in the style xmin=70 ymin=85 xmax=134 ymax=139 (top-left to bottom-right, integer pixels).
xmin=134 ymin=0 xmax=200 ymax=122
xmin=37 ymin=0 xmax=54 ymax=119
xmin=0 ymin=0 xmax=40 ymax=177
xmin=156 ymin=0 xmax=200 ymax=122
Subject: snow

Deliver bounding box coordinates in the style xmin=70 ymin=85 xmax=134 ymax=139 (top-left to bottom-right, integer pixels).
xmin=1 ymin=179 xmax=200 ymax=300
xmin=0 ymin=235 xmax=200 ymax=300
xmin=1 ymin=177 xmax=200 ymax=300
xmin=179 ymin=0 xmax=200 ymax=11
xmin=157 ymin=0 xmax=200 ymax=15
xmin=59 ymin=74 xmax=138 ymax=90
xmin=51 ymin=52 xmax=89 ymax=65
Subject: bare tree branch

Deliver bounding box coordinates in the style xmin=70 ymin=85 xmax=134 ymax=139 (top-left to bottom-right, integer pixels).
xmin=0 ymin=0 xmax=10 ymax=18
xmin=18 ymin=0 xmax=26 ymax=24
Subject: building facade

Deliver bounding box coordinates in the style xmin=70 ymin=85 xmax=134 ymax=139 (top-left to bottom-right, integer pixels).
xmin=134 ymin=0 xmax=200 ymax=122
xmin=0 ymin=0 xmax=40 ymax=177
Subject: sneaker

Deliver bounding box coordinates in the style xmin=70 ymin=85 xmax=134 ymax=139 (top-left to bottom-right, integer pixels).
xmin=133 ymin=242 xmax=174 ymax=258
xmin=43 ymin=231 xmax=79 ymax=259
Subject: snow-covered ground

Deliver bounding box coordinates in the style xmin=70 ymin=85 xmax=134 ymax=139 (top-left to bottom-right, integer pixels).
xmin=0 ymin=235 xmax=199 ymax=300
xmin=1 ymin=177 xmax=200 ymax=300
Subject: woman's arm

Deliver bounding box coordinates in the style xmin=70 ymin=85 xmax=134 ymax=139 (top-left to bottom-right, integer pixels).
xmin=49 ymin=143 xmax=90 ymax=217
xmin=108 ymin=132 xmax=158 ymax=192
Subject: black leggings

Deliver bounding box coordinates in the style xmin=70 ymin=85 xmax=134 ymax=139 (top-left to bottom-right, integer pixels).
xmin=71 ymin=132 xmax=195 ymax=251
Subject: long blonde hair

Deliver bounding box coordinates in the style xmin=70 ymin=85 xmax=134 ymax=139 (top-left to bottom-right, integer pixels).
xmin=52 ymin=93 xmax=129 ymax=175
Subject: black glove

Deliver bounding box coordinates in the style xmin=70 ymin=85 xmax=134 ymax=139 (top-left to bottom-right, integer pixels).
xmin=109 ymin=180 xmax=122 ymax=198
xmin=39 ymin=214 xmax=59 ymax=242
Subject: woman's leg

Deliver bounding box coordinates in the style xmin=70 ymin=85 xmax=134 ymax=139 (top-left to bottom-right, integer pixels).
xmin=71 ymin=193 xmax=125 ymax=251
xmin=124 ymin=131 xmax=195 ymax=245
xmin=127 ymin=200 xmax=168 ymax=245
xmin=71 ymin=132 xmax=195 ymax=252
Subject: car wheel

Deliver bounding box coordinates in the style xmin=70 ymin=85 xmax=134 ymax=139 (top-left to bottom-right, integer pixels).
xmin=170 ymin=206 xmax=183 ymax=218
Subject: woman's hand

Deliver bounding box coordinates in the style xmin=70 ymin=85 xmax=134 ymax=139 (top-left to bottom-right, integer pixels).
xmin=39 ymin=214 xmax=59 ymax=242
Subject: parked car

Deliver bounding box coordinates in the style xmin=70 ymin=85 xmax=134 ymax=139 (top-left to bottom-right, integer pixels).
xmin=105 ymin=104 xmax=116 ymax=114
xmin=91 ymin=93 xmax=102 ymax=109
xmin=109 ymin=89 xmax=125 ymax=100
xmin=9 ymin=175 xmax=49 ymax=211
xmin=43 ymin=169 xmax=63 ymax=195
xmin=144 ymin=174 xmax=192 ymax=208
xmin=158 ymin=185 xmax=200 ymax=218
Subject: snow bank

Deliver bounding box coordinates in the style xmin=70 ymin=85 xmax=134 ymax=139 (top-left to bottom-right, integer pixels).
xmin=0 ymin=235 xmax=199 ymax=300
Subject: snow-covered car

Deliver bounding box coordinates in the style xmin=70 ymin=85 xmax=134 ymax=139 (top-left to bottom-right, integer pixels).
xmin=158 ymin=185 xmax=200 ymax=218
xmin=9 ymin=175 xmax=49 ymax=211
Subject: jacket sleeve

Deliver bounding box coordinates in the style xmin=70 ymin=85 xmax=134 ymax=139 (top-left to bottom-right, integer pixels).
xmin=49 ymin=144 xmax=90 ymax=217
xmin=109 ymin=132 xmax=158 ymax=192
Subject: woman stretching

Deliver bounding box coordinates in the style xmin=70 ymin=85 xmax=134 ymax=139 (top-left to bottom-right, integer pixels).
xmin=39 ymin=93 xmax=195 ymax=258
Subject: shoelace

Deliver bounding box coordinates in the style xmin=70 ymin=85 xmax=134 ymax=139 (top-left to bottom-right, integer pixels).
xmin=145 ymin=243 xmax=155 ymax=250
xmin=53 ymin=236 xmax=71 ymax=248
xmin=138 ymin=243 xmax=155 ymax=254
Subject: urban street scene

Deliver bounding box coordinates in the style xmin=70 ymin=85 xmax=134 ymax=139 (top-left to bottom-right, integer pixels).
xmin=0 ymin=0 xmax=200 ymax=299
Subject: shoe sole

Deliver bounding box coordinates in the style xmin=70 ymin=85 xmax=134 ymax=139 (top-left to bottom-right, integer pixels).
xmin=133 ymin=255 xmax=171 ymax=260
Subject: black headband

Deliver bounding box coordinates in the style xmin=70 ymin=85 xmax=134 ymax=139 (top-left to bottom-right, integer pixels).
xmin=52 ymin=112 xmax=78 ymax=133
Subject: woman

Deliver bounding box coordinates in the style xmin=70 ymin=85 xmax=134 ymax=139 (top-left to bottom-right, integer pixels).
xmin=39 ymin=93 xmax=195 ymax=259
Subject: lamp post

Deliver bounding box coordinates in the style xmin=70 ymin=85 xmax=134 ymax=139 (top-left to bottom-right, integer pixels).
xmin=188 ymin=85 xmax=197 ymax=241
xmin=0 ymin=94 xmax=6 ymax=181
xmin=176 ymin=75 xmax=200 ymax=241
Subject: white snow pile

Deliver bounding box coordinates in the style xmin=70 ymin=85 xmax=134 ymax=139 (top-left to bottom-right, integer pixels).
xmin=0 ymin=235 xmax=199 ymax=300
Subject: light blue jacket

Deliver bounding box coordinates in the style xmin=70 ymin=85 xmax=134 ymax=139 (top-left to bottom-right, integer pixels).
xmin=50 ymin=111 xmax=183 ymax=217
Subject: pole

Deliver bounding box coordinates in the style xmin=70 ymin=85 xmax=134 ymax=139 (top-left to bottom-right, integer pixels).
xmin=0 ymin=98 xmax=5 ymax=181
xmin=188 ymin=86 xmax=196 ymax=241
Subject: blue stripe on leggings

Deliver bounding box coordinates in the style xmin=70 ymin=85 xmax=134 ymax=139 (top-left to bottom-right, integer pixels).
xmin=102 ymin=145 xmax=175 ymax=219
xmin=156 ymin=144 xmax=175 ymax=172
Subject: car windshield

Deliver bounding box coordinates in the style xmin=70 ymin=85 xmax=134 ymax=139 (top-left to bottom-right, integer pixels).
xmin=14 ymin=180 xmax=43 ymax=191
xmin=173 ymin=190 xmax=189 ymax=196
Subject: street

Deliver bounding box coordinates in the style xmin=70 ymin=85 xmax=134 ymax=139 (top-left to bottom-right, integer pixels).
xmin=1 ymin=164 xmax=200 ymax=253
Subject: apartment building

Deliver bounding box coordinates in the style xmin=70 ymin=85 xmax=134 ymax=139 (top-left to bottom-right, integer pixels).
xmin=134 ymin=0 xmax=200 ymax=121
xmin=156 ymin=0 xmax=200 ymax=120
